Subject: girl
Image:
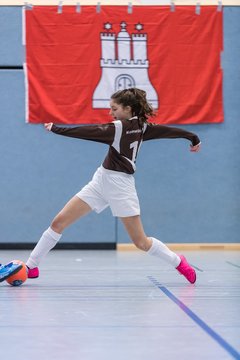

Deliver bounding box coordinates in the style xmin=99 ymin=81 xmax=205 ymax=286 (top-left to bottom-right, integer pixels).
xmin=26 ymin=88 xmax=200 ymax=284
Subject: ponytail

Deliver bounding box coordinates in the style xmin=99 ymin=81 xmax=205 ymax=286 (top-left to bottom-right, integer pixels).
xmin=111 ymin=88 xmax=155 ymax=126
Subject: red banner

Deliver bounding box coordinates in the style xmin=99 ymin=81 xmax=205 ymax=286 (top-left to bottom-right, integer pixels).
xmin=24 ymin=6 xmax=223 ymax=124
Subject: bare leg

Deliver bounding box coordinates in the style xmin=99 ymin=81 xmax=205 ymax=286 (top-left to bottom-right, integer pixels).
xmin=50 ymin=196 xmax=92 ymax=233
xmin=120 ymin=215 xmax=180 ymax=266
xmin=120 ymin=215 xmax=152 ymax=251
xmin=27 ymin=196 xmax=92 ymax=268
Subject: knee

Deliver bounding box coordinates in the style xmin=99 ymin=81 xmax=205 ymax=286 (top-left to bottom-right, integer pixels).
xmin=132 ymin=236 xmax=152 ymax=252
xmin=50 ymin=215 xmax=65 ymax=234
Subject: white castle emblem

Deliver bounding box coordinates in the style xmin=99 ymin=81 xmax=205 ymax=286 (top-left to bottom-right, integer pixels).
xmin=92 ymin=21 xmax=158 ymax=109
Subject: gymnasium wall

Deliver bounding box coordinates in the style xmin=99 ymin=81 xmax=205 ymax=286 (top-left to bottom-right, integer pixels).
xmin=0 ymin=6 xmax=239 ymax=246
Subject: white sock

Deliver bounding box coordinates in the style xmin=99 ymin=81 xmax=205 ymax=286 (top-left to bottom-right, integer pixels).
xmin=147 ymin=237 xmax=181 ymax=267
xmin=26 ymin=227 xmax=62 ymax=268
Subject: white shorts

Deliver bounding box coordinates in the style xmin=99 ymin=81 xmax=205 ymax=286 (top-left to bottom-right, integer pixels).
xmin=76 ymin=166 xmax=140 ymax=217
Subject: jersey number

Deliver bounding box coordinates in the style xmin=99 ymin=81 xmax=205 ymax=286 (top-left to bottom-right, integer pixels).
xmin=130 ymin=140 xmax=142 ymax=163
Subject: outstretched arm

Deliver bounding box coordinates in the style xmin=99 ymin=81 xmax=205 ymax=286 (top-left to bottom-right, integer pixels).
xmin=143 ymin=123 xmax=201 ymax=151
xmin=44 ymin=122 xmax=115 ymax=145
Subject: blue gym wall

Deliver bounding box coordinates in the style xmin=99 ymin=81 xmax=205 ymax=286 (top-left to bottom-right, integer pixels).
xmin=0 ymin=6 xmax=239 ymax=245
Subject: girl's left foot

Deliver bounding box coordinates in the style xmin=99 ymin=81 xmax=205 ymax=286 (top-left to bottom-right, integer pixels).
xmin=27 ymin=267 xmax=39 ymax=278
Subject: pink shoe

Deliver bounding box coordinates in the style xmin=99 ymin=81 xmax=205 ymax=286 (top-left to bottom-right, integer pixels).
xmin=176 ymin=255 xmax=196 ymax=284
xmin=27 ymin=267 xmax=39 ymax=279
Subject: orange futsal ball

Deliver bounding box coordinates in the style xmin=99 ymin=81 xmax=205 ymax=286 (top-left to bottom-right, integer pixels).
xmin=6 ymin=260 xmax=28 ymax=286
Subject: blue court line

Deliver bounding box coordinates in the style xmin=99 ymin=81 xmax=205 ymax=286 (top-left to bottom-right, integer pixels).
xmin=148 ymin=276 xmax=240 ymax=360
xmin=226 ymin=261 xmax=240 ymax=269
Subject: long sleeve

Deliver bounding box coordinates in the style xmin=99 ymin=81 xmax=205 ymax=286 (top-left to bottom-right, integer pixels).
xmin=51 ymin=123 xmax=115 ymax=145
xmin=143 ymin=123 xmax=200 ymax=146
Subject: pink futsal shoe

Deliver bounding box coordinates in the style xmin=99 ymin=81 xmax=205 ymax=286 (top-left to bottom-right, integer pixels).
xmin=176 ymin=255 xmax=196 ymax=284
xmin=27 ymin=267 xmax=39 ymax=279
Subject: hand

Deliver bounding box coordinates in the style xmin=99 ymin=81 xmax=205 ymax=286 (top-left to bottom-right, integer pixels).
xmin=44 ymin=123 xmax=53 ymax=131
xmin=190 ymin=143 xmax=201 ymax=152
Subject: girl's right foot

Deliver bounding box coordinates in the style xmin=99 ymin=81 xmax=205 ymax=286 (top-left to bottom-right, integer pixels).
xmin=176 ymin=255 xmax=196 ymax=284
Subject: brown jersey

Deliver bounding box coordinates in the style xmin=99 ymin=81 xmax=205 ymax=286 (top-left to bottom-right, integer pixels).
xmin=51 ymin=117 xmax=200 ymax=174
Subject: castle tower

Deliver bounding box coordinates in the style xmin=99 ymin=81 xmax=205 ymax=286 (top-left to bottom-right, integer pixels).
xmin=101 ymin=32 xmax=116 ymax=61
xmin=117 ymin=22 xmax=131 ymax=62
xmin=132 ymin=33 xmax=147 ymax=62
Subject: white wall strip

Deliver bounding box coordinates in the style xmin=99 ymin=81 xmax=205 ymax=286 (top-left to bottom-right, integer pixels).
xmin=22 ymin=5 xmax=26 ymax=46
xmin=23 ymin=63 xmax=29 ymax=123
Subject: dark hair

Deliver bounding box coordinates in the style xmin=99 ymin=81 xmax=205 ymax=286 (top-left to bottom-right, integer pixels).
xmin=111 ymin=88 xmax=155 ymax=126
